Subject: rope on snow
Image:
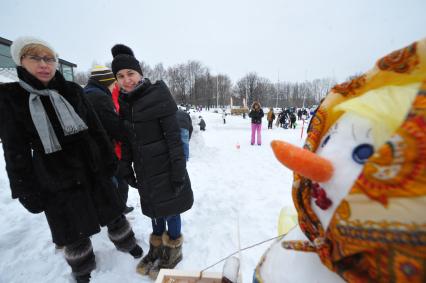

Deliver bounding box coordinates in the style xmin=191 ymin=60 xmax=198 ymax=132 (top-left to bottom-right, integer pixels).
xmin=198 ymin=224 xmax=297 ymax=279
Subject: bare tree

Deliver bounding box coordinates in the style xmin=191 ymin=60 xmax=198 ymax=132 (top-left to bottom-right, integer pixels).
xmin=235 ymin=73 xmax=270 ymax=107
xmin=167 ymin=64 xmax=188 ymax=104
xmin=74 ymin=70 xmax=89 ymax=86
xmin=139 ymin=61 xmax=152 ymax=78
xmin=217 ymin=74 xmax=232 ymax=107
xmin=151 ymin=63 xmax=167 ymax=82
xmin=185 ymin=61 xmax=204 ymax=105
xmin=81 ymin=55 xmax=336 ymax=109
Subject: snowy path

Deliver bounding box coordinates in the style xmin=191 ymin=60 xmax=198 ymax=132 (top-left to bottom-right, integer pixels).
xmin=0 ymin=111 xmax=306 ymax=283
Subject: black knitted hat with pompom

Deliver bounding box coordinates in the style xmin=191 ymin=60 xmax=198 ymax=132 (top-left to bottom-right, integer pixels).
xmin=111 ymin=44 xmax=143 ymax=76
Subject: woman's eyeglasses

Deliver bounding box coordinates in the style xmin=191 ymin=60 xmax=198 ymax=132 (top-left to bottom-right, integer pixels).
xmin=23 ymin=55 xmax=57 ymax=65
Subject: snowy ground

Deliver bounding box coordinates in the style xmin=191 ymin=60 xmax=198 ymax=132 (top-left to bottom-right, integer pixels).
xmin=0 ymin=111 xmax=308 ymax=283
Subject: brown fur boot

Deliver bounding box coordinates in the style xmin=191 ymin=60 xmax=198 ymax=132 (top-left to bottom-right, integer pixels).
xmin=136 ymin=234 xmax=163 ymax=275
xmin=148 ymin=233 xmax=183 ymax=280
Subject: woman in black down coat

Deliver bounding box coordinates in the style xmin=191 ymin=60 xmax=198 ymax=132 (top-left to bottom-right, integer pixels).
xmin=0 ymin=37 xmax=142 ymax=283
xmin=111 ymin=44 xmax=193 ymax=279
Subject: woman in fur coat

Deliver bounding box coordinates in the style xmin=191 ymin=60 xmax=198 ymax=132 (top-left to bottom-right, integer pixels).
xmin=0 ymin=36 xmax=142 ymax=283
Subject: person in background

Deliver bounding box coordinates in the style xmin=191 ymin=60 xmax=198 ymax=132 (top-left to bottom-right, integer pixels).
xmin=84 ymin=65 xmax=134 ymax=214
xmin=198 ymin=116 xmax=206 ymax=131
xmin=290 ymin=111 xmax=297 ymax=129
xmin=297 ymin=108 xmax=302 ymax=120
xmin=111 ymin=83 xmax=135 ymax=213
xmin=276 ymin=109 xmax=282 ymax=128
xmin=302 ymin=108 xmax=308 ymax=119
xmin=111 ymin=44 xmax=193 ymax=279
xmin=249 ymin=101 xmax=264 ymax=145
xmin=267 ymin=107 xmax=275 ymax=129
xmin=222 ymin=109 xmax=227 ymax=124
xmin=176 ymin=109 xmax=193 ymax=161
xmin=0 ymin=36 xmax=142 ymax=283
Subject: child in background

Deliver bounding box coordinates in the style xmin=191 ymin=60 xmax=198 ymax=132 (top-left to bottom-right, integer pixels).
xmin=198 ymin=116 xmax=206 ymax=131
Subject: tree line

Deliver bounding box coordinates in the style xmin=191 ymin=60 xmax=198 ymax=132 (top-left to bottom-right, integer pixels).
xmin=75 ymin=60 xmax=337 ymax=109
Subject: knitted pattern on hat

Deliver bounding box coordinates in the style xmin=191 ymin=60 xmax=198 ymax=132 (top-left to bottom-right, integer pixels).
xmin=90 ymin=65 xmax=115 ymax=87
xmin=10 ymin=36 xmax=58 ymax=66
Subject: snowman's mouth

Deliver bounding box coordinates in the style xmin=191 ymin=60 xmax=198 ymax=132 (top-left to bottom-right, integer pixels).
xmin=312 ymin=182 xmax=332 ymax=210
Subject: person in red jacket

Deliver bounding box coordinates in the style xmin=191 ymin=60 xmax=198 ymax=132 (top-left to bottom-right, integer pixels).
xmin=111 ymin=83 xmax=133 ymax=213
xmin=84 ymin=67 xmax=134 ymax=214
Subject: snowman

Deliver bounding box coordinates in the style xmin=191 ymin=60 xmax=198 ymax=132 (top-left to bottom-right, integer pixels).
xmin=255 ymin=38 xmax=426 ymax=283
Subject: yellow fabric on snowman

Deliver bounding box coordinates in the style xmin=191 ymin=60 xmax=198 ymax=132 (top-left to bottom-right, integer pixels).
xmin=280 ymin=38 xmax=426 ymax=283
xmin=334 ymin=83 xmax=419 ymax=149
xmin=277 ymin=206 xmax=298 ymax=235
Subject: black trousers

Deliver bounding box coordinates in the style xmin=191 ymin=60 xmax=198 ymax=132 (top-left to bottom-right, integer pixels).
xmin=117 ymin=177 xmax=129 ymax=205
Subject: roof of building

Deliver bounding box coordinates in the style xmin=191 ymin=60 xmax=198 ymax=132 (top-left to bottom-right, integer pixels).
xmin=0 ymin=36 xmax=77 ymax=67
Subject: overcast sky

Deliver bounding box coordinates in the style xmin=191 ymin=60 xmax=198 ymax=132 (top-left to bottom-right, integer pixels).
xmin=2 ymin=0 xmax=425 ymax=83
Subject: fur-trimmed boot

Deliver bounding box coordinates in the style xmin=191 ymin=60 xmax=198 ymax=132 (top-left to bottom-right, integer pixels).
xmin=148 ymin=233 xmax=183 ymax=279
xmin=136 ymin=234 xmax=163 ymax=275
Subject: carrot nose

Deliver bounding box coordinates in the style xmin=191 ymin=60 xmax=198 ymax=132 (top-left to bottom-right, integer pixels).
xmin=271 ymin=140 xmax=333 ymax=182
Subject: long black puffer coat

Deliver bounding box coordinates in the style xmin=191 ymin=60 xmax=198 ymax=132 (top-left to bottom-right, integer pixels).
xmin=118 ymin=79 xmax=193 ymax=218
xmin=0 ymin=67 xmax=124 ymax=245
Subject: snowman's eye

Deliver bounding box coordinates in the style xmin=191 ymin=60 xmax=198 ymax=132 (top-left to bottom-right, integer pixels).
xmin=352 ymin=144 xmax=374 ymax=164
xmin=321 ymin=135 xmax=331 ymax=148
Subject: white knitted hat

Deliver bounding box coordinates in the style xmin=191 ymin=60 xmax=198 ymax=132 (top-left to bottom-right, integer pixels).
xmin=10 ymin=36 xmax=58 ymax=66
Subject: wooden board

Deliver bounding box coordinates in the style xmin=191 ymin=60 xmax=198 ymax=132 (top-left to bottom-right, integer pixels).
xmin=155 ymin=269 xmax=223 ymax=283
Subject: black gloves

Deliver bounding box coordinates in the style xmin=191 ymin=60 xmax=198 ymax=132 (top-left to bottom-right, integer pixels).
xmin=172 ymin=175 xmax=186 ymax=195
xmin=18 ymin=193 xmax=45 ymax=214
xmin=173 ymin=181 xmax=184 ymax=195
xmin=126 ymin=174 xmax=138 ymax=189
xmin=117 ymin=160 xmax=138 ymax=188
xmin=171 ymin=159 xmax=186 ymax=185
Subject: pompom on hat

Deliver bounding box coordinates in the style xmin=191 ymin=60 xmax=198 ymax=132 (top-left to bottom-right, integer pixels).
xmin=10 ymin=36 xmax=58 ymax=66
xmin=111 ymin=44 xmax=143 ymax=76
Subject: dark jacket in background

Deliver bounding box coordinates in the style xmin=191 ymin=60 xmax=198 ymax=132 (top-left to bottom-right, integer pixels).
xmin=118 ymin=79 xmax=193 ymax=218
xmin=249 ymin=108 xmax=264 ymax=124
xmin=0 ymin=68 xmax=124 ymax=245
xmin=198 ymin=119 xmax=206 ymax=130
xmin=176 ymin=109 xmax=193 ymax=139
xmin=84 ymin=79 xmax=127 ymax=143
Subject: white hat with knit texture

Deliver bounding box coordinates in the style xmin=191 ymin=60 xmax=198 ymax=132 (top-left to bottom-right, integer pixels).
xmin=10 ymin=36 xmax=58 ymax=66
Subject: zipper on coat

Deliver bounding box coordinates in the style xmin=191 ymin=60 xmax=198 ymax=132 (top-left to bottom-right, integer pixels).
xmin=130 ymin=105 xmax=136 ymax=139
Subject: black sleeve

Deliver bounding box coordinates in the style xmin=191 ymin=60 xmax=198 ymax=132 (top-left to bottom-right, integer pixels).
xmin=160 ymin=114 xmax=186 ymax=183
xmin=117 ymin=98 xmax=134 ymax=164
xmin=78 ymin=89 xmax=117 ymax=176
xmin=0 ymin=97 xmax=41 ymax=199
xmin=188 ymin=115 xmax=193 ymax=139
xmin=86 ymin=92 xmax=127 ymax=142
